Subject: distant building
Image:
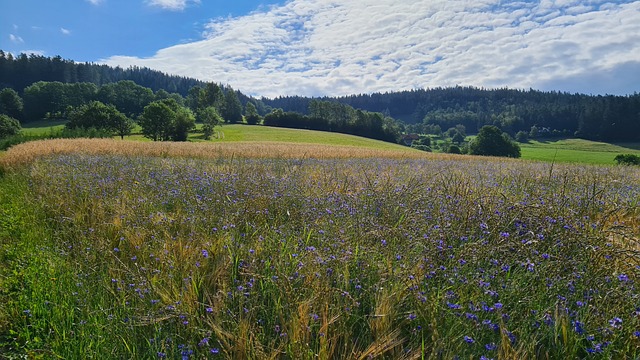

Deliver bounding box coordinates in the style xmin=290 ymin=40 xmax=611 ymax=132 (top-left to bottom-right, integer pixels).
xmin=402 ymin=133 xmax=420 ymax=146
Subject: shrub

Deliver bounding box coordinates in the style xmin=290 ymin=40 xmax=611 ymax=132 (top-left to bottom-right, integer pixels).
xmin=447 ymin=144 xmax=462 ymax=154
xmin=614 ymin=154 xmax=640 ymax=166
xmin=0 ymin=114 xmax=21 ymax=139
xmin=412 ymin=144 xmax=432 ymax=152
xmin=469 ymin=125 xmax=521 ymax=158
xmin=515 ymin=131 xmax=529 ymax=143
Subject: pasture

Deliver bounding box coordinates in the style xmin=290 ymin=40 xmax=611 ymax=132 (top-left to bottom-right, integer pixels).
xmin=0 ymin=139 xmax=638 ymax=359
xmin=520 ymin=139 xmax=640 ymax=165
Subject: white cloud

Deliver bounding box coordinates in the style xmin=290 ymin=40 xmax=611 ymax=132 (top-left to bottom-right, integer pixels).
xmin=60 ymin=27 xmax=71 ymax=35
xmin=86 ymin=0 xmax=104 ymax=5
xmin=104 ymin=0 xmax=640 ymax=97
xmin=9 ymin=34 xmax=24 ymax=44
xmin=146 ymin=0 xmax=200 ymax=11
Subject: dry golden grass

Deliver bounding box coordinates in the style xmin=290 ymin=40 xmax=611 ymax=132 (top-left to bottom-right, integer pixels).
xmin=0 ymin=138 xmax=488 ymax=170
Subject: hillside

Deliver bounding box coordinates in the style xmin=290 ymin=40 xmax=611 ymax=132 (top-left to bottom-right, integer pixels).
xmin=2 ymin=53 xmax=639 ymax=144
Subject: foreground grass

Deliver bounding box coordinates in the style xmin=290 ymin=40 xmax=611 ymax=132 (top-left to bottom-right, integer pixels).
xmin=1 ymin=143 xmax=639 ymax=359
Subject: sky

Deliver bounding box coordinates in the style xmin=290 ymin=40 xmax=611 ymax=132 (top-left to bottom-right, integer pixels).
xmin=2 ymin=0 xmax=640 ymax=98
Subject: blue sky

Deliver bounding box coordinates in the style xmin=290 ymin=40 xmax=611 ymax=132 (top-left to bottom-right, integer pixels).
xmin=1 ymin=0 xmax=284 ymax=61
xmin=2 ymin=0 xmax=640 ymax=97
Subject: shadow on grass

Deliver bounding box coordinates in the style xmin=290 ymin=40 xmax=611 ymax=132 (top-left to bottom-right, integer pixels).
xmin=614 ymin=142 xmax=640 ymax=151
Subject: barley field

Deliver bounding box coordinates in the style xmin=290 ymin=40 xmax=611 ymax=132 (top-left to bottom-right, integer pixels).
xmin=0 ymin=139 xmax=639 ymax=359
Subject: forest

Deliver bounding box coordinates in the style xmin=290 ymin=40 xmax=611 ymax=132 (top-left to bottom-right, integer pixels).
xmin=264 ymin=88 xmax=640 ymax=142
xmin=1 ymin=52 xmax=639 ymax=142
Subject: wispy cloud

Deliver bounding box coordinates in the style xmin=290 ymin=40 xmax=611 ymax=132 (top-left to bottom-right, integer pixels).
xmin=105 ymin=0 xmax=640 ymax=97
xmin=60 ymin=27 xmax=72 ymax=35
xmin=85 ymin=0 xmax=104 ymax=5
xmin=9 ymin=34 xmax=24 ymax=44
xmin=146 ymin=0 xmax=200 ymax=11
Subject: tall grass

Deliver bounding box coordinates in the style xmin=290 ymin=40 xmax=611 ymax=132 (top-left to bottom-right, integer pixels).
xmin=1 ymin=148 xmax=639 ymax=359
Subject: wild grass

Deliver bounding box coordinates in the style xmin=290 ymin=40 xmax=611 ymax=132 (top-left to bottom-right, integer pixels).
xmin=1 ymin=143 xmax=639 ymax=359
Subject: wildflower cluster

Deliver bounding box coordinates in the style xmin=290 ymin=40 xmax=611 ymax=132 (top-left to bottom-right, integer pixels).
xmin=7 ymin=154 xmax=640 ymax=358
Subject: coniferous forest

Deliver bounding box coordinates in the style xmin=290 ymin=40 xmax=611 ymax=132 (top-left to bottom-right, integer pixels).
xmin=1 ymin=51 xmax=639 ymax=142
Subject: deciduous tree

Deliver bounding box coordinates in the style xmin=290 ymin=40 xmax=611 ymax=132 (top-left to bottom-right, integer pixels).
xmin=138 ymin=101 xmax=175 ymax=141
xmin=66 ymin=101 xmax=133 ymax=139
xmin=245 ymin=102 xmax=261 ymax=125
xmin=198 ymin=106 xmax=223 ymax=140
xmin=0 ymin=114 xmax=21 ymax=139
xmin=469 ymin=125 xmax=521 ymax=158
xmin=0 ymin=88 xmax=23 ymax=120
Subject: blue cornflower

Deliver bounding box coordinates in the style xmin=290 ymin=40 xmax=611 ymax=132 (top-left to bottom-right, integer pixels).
xmin=463 ymin=336 xmax=474 ymax=344
xmin=485 ymin=342 xmax=497 ymax=351
xmin=609 ymin=317 xmax=622 ymax=328
xmin=447 ymin=302 xmax=462 ymax=310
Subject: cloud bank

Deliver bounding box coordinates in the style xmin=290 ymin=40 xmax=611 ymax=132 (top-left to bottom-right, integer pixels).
xmin=104 ymin=0 xmax=640 ymax=97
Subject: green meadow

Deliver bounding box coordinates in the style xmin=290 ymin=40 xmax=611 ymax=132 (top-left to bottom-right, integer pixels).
xmin=520 ymin=139 xmax=640 ymax=165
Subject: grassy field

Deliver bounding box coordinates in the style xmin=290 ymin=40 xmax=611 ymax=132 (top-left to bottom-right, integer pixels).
xmin=13 ymin=121 xmax=640 ymax=165
xmin=20 ymin=119 xmax=67 ymax=135
xmin=520 ymin=138 xmax=640 ymax=165
xmin=1 ymin=145 xmax=638 ymax=359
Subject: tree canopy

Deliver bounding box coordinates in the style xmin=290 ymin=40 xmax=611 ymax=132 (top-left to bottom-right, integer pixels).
xmin=0 ymin=88 xmax=23 ymax=120
xmin=198 ymin=106 xmax=223 ymax=140
xmin=138 ymin=99 xmax=194 ymax=142
xmin=66 ymin=101 xmax=133 ymax=139
xmin=468 ymin=125 xmax=521 ymax=158
xmin=0 ymin=114 xmax=21 ymax=139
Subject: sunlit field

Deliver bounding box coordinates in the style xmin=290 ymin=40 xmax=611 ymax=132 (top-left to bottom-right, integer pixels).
xmin=0 ymin=138 xmax=441 ymax=170
xmin=1 ymin=140 xmax=639 ymax=359
xmin=519 ymin=139 xmax=640 ymax=165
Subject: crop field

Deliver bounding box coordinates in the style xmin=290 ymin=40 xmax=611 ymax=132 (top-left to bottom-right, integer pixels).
xmin=0 ymin=140 xmax=639 ymax=359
